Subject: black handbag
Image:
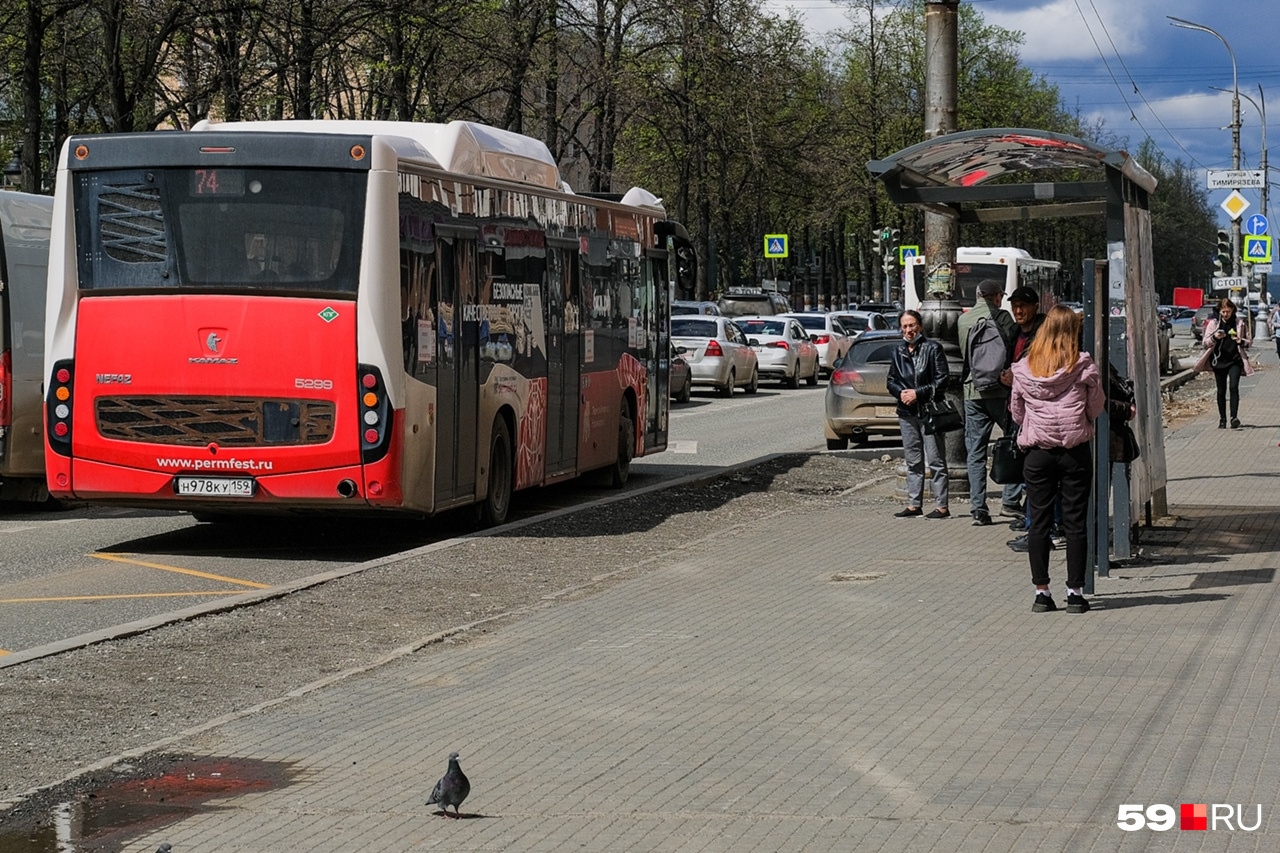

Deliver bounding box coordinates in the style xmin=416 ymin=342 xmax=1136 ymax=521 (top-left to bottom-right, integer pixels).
xmin=922 ymin=397 xmax=963 ymax=435
xmin=1110 ymin=423 xmax=1140 ymax=463
xmin=990 ymin=432 xmax=1026 ymax=484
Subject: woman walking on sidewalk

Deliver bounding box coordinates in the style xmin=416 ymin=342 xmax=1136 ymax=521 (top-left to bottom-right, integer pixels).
xmin=887 ymin=309 xmax=952 ymax=519
xmin=1010 ymin=306 xmax=1104 ymax=613
xmin=1193 ymin=298 xmax=1253 ymax=429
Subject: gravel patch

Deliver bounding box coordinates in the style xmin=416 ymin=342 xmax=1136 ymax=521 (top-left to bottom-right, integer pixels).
xmin=0 ymin=453 xmax=897 ymax=808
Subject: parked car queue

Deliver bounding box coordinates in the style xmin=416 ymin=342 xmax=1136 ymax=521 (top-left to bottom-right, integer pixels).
xmin=668 ymin=307 xmax=892 ymax=402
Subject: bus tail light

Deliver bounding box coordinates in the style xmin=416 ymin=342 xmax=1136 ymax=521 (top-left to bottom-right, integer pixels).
xmin=46 ymin=359 xmax=74 ymax=457
xmin=0 ymin=349 xmax=11 ymax=427
xmin=358 ymin=364 xmax=391 ymax=463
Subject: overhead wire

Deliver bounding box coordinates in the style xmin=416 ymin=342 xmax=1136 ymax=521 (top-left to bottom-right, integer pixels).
xmin=1081 ymin=0 xmax=1207 ymax=168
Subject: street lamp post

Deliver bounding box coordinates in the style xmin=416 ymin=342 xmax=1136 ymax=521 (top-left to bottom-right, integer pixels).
xmin=1217 ymin=84 xmax=1269 ymax=329
xmin=1169 ymin=17 xmax=1243 ymax=278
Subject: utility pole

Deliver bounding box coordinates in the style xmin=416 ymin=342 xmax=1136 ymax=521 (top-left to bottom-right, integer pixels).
xmin=923 ymin=0 xmax=959 ymax=311
xmin=921 ymin=0 xmax=967 ymax=500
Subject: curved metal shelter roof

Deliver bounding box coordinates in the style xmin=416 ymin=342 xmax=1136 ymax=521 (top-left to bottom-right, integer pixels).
xmin=868 ymin=128 xmax=1156 ymax=194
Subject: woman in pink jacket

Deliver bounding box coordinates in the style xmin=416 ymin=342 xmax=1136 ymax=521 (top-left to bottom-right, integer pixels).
xmin=1010 ymin=306 xmax=1105 ymax=614
xmin=1192 ymin=298 xmax=1253 ymax=429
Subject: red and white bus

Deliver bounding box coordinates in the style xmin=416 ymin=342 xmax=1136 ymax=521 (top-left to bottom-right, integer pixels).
xmin=44 ymin=120 xmax=694 ymax=523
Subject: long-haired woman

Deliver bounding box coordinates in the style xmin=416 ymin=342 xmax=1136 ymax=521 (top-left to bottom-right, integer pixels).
xmin=1009 ymin=306 xmax=1104 ymax=613
xmin=1193 ymin=297 xmax=1253 ymax=428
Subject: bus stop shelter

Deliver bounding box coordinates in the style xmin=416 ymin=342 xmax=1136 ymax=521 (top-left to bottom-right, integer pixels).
xmin=867 ymin=128 xmax=1165 ymax=586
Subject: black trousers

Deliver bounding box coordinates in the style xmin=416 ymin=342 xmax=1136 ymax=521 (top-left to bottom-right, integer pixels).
xmin=1023 ymin=443 xmax=1093 ymax=590
xmin=1213 ymin=361 xmax=1243 ymax=420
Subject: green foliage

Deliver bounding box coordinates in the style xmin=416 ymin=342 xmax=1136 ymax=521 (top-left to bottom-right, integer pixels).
xmin=0 ymin=0 xmax=1177 ymax=302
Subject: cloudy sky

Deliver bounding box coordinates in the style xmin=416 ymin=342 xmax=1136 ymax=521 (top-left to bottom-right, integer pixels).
xmin=777 ymin=0 xmax=1278 ymax=224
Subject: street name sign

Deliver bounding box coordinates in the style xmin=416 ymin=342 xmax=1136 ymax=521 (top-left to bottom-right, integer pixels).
xmin=1207 ymin=170 xmax=1266 ymax=189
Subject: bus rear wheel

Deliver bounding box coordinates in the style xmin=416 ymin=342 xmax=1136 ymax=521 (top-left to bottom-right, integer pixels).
xmin=478 ymin=418 xmax=513 ymax=527
xmin=596 ymin=402 xmax=634 ymax=488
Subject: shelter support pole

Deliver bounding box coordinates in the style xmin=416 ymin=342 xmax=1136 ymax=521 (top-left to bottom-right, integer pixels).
xmin=920 ymin=0 xmax=968 ymax=503
xmin=1084 ymin=259 xmax=1108 ymax=588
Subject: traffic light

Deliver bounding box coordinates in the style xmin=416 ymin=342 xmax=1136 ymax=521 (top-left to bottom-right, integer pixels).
xmin=881 ymin=228 xmax=899 ymax=278
xmin=1214 ymin=229 xmax=1231 ymax=277
xmin=871 ymin=227 xmax=883 ymax=260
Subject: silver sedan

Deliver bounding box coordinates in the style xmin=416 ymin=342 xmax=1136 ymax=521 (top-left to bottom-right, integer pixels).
xmin=735 ymin=315 xmax=820 ymax=388
xmin=781 ymin=312 xmax=854 ymax=375
xmin=671 ymin=316 xmax=760 ymax=397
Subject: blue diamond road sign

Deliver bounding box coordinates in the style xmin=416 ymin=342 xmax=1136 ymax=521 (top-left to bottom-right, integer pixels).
xmin=1244 ymin=235 xmax=1272 ymax=263
xmin=764 ymin=234 xmax=788 ymax=258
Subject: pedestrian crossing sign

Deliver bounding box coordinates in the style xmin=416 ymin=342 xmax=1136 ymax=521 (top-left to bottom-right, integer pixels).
xmin=764 ymin=234 xmax=789 ymax=258
xmin=1244 ymin=234 xmax=1272 ymax=263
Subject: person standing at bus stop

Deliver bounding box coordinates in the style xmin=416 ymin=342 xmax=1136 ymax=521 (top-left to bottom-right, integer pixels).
xmin=958 ymin=279 xmax=1018 ymax=526
xmin=1010 ymin=306 xmax=1104 ymax=614
xmin=887 ymin=310 xmax=951 ymax=519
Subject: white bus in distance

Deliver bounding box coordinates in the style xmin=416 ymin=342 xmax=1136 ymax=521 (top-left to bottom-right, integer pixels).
xmin=902 ymin=246 xmax=1062 ymax=311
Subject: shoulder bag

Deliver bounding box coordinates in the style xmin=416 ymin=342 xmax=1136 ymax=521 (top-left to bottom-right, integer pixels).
xmin=922 ymin=397 xmax=963 ymax=435
xmin=990 ymin=428 xmax=1026 ymax=484
xmin=1110 ymin=422 xmax=1140 ymax=463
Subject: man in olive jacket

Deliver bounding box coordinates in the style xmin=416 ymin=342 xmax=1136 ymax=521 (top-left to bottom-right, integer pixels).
xmin=958 ymin=279 xmax=1019 ymax=526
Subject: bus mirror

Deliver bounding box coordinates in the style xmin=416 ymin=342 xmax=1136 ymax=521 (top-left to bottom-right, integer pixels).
xmin=674 ymin=240 xmax=697 ymax=299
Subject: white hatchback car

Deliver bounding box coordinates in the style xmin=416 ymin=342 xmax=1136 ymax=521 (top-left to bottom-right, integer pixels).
xmin=780 ymin=312 xmax=854 ymax=375
xmin=735 ymin=316 xmax=820 ymax=388
xmin=670 ymin=316 xmax=760 ymax=397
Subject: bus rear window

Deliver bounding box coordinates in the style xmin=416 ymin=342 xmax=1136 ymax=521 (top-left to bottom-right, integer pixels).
xmin=74 ymin=168 xmax=366 ymax=294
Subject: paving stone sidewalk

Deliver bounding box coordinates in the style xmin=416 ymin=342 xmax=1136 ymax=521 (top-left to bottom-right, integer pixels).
xmin=108 ymin=362 xmax=1280 ymax=851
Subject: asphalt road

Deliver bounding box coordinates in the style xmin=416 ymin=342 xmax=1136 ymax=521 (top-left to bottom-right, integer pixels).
xmin=0 ymin=382 xmax=831 ymax=657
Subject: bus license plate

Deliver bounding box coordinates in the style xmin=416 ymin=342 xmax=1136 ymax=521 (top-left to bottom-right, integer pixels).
xmin=175 ymin=477 xmax=255 ymax=497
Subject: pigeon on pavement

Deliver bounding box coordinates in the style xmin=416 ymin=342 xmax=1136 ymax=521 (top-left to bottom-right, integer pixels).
xmin=156 ymin=845 xmax=172 ymax=853
xmin=426 ymin=751 xmax=470 ymax=818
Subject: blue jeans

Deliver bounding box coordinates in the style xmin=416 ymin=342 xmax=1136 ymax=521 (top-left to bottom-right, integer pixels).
xmin=964 ymin=397 xmax=1021 ymax=513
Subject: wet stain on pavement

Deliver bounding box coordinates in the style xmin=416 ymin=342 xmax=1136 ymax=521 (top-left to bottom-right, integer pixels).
xmin=0 ymin=755 xmax=293 ymax=852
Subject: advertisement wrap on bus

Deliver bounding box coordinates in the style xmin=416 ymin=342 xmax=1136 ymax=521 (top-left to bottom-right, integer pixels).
xmin=43 ymin=120 xmax=696 ymax=524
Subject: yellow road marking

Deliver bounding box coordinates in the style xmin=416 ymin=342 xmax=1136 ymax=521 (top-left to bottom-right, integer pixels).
xmin=0 ymin=591 xmax=244 ymax=604
xmin=89 ymin=553 xmax=271 ymax=589
xmin=0 ymin=649 xmax=10 ymax=656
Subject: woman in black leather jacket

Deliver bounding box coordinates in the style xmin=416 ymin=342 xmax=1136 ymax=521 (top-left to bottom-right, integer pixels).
xmin=886 ymin=309 xmax=952 ymax=518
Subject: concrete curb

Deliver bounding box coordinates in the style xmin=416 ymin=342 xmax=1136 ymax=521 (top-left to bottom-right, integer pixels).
xmin=0 ymin=453 xmax=791 ymax=671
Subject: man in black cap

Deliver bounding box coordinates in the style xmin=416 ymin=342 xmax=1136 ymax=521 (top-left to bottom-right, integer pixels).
xmin=958 ymin=279 xmax=1018 ymax=525
xmin=1002 ymin=286 xmax=1048 ymax=541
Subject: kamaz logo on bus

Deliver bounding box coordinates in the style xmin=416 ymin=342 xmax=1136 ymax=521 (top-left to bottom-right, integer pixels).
xmin=192 ymin=327 xmax=236 ymax=363
xmin=95 ymin=374 xmax=132 ymax=384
